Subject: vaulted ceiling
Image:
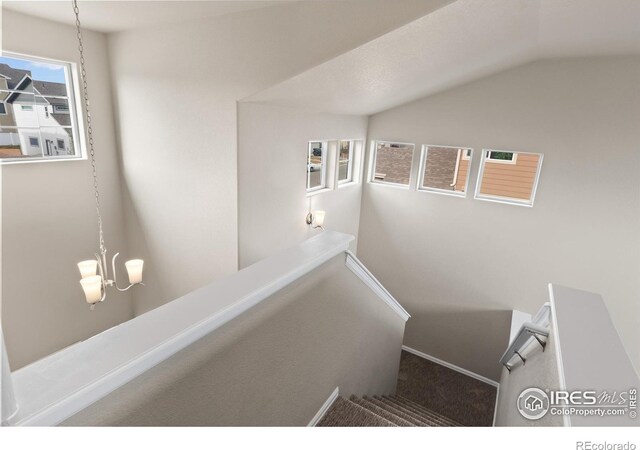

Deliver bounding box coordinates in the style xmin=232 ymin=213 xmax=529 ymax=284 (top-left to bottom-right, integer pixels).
xmin=244 ymin=0 xmax=640 ymax=115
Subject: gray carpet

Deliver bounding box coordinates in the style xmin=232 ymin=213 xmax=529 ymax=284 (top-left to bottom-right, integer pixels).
xmin=396 ymin=350 xmax=497 ymax=426
xmin=317 ymin=395 xmax=461 ymax=427
xmin=316 ymin=350 xmax=496 ymax=427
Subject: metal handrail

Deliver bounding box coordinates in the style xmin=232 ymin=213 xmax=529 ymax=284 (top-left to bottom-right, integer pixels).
xmin=499 ymin=323 xmax=549 ymax=372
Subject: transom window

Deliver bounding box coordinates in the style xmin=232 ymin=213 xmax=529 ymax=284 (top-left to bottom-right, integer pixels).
xmin=475 ymin=149 xmax=543 ymax=206
xmin=370 ymin=141 xmax=415 ymax=187
xmin=0 ymin=52 xmax=83 ymax=163
xmin=307 ymin=141 xmax=327 ymax=192
xmin=418 ymin=145 xmax=473 ymax=197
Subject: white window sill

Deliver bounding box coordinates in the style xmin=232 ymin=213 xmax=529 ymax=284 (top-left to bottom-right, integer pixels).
xmin=0 ymin=155 xmax=86 ymax=165
xmin=306 ymin=187 xmax=332 ymax=197
xmin=417 ymin=187 xmax=467 ymax=198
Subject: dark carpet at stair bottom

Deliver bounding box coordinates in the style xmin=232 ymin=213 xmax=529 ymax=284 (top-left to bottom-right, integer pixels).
xmin=396 ymin=350 xmax=497 ymax=426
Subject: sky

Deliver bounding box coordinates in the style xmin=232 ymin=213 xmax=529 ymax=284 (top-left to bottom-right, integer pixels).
xmin=0 ymin=55 xmax=66 ymax=84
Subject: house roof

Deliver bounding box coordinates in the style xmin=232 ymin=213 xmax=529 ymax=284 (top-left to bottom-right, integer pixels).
xmin=0 ymin=64 xmax=31 ymax=90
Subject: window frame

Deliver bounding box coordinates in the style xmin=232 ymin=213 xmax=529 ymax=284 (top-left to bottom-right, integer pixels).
xmin=417 ymin=145 xmax=473 ymax=198
xmin=337 ymin=140 xmax=355 ymax=186
xmin=474 ymin=148 xmax=544 ymax=207
xmin=369 ymin=140 xmax=415 ymax=189
xmin=0 ymin=51 xmax=86 ymax=165
xmin=306 ymin=140 xmax=329 ymax=195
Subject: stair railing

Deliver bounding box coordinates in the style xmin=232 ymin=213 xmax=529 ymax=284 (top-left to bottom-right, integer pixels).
xmin=499 ymin=303 xmax=550 ymax=372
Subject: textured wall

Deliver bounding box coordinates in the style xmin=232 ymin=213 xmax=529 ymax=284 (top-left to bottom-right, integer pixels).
xmin=63 ymin=255 xmax=406 ymax=426
xmin=1 ymin=10 xmax=133 ymax=370
xmin=359 ymin=57 xmax=640 ymax=380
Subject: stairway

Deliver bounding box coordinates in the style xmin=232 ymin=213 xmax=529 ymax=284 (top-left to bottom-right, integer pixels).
xmin=317 ymin=395 xmax=462 ymax=427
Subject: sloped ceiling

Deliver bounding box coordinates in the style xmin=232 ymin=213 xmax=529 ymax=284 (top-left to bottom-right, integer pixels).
xmin=244 ymin=0 xmax=640 ymax=115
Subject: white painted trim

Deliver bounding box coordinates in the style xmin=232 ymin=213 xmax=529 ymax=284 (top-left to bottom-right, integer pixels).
xmin=492 ymin=384 xmax=500 ymax=427
xmin=344 ymin=251 xmax=410 ymax=322
xmin=9 ymin=231 xmax=354 ymax=426
xmin=307 ymin=387 xmax=339 ymax=427
xmin=401 ymin=345 xmax=499 ymax=388
xmin=548 ymin=284 xmax=571 ymax=427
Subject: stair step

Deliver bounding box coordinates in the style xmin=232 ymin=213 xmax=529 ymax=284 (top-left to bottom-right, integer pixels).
xmin=365 ymin=396 xmax=433 ymax=426
xmin=374 ymin=396 xmax=451 ymax=427
xmin=350 ymin=396 xmax=416 ymax=427
xmin=317 ymin=397 xmax=397 ymax=427
xmin=391 ymin=395 xmax=463 ymax=427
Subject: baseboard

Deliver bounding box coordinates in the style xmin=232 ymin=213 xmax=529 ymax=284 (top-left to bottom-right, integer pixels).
xmin=401 ymin=345 xmax=500 ymax=388
xmin=307 ymin=386 xmax=339 ymax=427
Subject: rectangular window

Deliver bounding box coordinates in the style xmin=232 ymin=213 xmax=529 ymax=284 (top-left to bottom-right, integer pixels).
xmin=307 ymin=141 xmax=327 ymax=193
xmin=338 ymin=140 xmax=354 ymax=184
xmin=0 ymin=102 xmax=6 ymax=115
xmin=370 ymin=141 xmax=415 ymax=187
xmin=0 ymin=52 xmax=83 ymax=163
xmin=475 ymin=149 xmax=543 ymax=206
xmin=419 ymin=145 xmax=473 ymax=197
xmin=53 ymin=105 xmax=69 ymax=113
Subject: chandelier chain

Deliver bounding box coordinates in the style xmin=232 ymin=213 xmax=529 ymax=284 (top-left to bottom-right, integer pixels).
xmin=73 ymin=0 xmax=105 ymax=253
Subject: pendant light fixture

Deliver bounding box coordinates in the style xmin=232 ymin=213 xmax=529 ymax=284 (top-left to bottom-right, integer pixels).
xmin=73 ymin=0 xmax=144 ymax=309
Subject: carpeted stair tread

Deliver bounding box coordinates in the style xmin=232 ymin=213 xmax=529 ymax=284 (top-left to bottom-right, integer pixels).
xmin=349 ymin=396 xmax=416 ymax=427
xmin=384 ymin=395 xmax=461 ymax=427
xmin=391 ymin=395 xmax=463 ymax=426
xmin=382 ymin=396 xmax=455 ymax=427
xmin=365 ymin=396 xmax=434 ymax=426
xmin=317 ymin=397 xmax=397 ymax=427
xmin=375 ymin=396 xmax=452 ymax=427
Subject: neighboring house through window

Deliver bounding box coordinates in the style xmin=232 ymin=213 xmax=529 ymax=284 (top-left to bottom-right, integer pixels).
xmin=0 ymin=52 xmax=83 ymax=163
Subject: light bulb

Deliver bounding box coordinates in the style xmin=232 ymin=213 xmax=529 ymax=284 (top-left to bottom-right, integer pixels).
xmin=77 ymin=260 xmax=98 ymax=279
xmin=125 ymin=259 xmax=144 ymax=284
xmin=80 ymin=275 xmax=103 ymax=304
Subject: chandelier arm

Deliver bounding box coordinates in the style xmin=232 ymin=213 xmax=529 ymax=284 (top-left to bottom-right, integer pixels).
xmin=73 ymin=0 xmax=105 ymax=254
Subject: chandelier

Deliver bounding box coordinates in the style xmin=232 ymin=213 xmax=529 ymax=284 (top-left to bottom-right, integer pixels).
xmin=73 ymin=0 xmax=144 ymax=309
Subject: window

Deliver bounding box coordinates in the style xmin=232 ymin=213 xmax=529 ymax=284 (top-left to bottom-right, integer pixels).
xmin=475 ymin=149 xmax=543 ymax=206
xmin=338 ymin=140 xmax=354 ymax=184
xmin=0 ymin=52 xmax=83 ymax=163
xmin=419 ymin=145 xmax=473 ymax=197
xmin=370 ymin=141 xmax=415 ymax=187
xmin=0 ymin=102 xmax=6 ymax=115
xmin=307 ymin=141 xmax=327 ymax=193
xmin=486 ymin=150 xmax=516 ymax=164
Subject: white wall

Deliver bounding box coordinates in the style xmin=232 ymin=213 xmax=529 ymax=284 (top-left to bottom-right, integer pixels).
xmin=1 ymin=10 xmax=133 ymax=369
xmin=238 ymin=102 xmax=366 ymax=267
xmin=358 ymin=57 xmax=640 ymax=380
xmin=107 ymin=0 xmax=448 ymax=314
